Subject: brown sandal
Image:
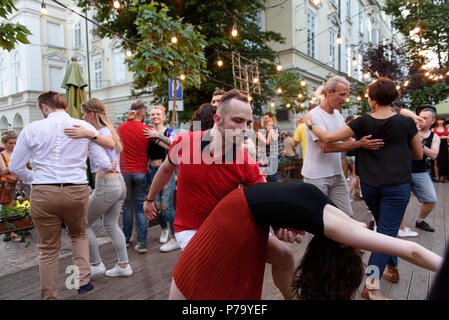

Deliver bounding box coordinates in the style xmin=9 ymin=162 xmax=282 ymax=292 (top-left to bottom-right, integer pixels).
xmin=361 ymin=287 xmax=392 ymax=300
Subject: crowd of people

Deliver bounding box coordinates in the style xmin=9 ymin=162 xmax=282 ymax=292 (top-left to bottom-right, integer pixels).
xmin=2 ymin=75 xmax=449 ymax=300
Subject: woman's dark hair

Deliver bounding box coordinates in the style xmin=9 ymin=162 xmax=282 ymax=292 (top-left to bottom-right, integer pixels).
xmin=190 ymin=103 xmax=216 ymax=131
xmin=436 ymin=115 xmax=446 ymax=126
xmin=292 ymin=235 xmax=364 ymax=300
xmin=367 ymin=77 xmax=400 ymax=106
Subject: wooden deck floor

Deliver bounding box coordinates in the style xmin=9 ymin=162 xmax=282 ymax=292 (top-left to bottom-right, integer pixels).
xmin=0 ymin=182 xmax=447 ymax=300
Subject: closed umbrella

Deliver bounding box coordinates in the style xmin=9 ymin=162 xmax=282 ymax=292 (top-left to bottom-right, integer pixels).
xmin=60 ymin=57 xmax=87 ymax=119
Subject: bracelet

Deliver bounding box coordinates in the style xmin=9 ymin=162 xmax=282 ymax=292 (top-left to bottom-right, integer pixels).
xmin=145 ymin=198 xmax=154 ymax=202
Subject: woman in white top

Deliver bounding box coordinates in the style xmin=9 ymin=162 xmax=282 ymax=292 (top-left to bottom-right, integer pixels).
xmin=64 ymin=98 xmax=132 ymax=278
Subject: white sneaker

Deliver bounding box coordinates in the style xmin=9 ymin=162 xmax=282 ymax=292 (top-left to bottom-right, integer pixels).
xmin=398 ymin=227 xmax=418 ymax=238
xmin=159 ymin=228 xmax=170 ymax=244
xmin=90 ymin=262 xmax=106 ymax=278
xmin=160 ymin=238 xmax=180 ymax=252
xmin=105 ymin=264 xmax=133 ymax=277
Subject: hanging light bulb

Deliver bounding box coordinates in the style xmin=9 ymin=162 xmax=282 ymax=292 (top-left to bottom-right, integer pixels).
xmin=276 ymin=64 xmax=283 ymax=72
xmin=216 ymin=52 xmax=223 ymax=67
xmin=312 ymin=0 xmax=321 ymax=6
xmin=425 ymin=72 xmax=430 ymax=77
xmin=356 ymin=96 xmax=362 ymax=101
xmin=276 ymin=88 xmax=282 ymax=94
xmin=364 ymin=93 xmax=369 ymax=98
xmin=439 ymin=75 xmax=444 ymax=80
xmin=404 ymin=80 xmax=410 ymax=87
xmin=231 ymin=24 xmax=238 ymax=37
xmin=113 ymin=0 xmax=121 ymax=10
xmin=345 ymin=97 xmax=351 ymax=103
xmin=286 ymin=103 xmax=291 ymax=108
xmin=298 ymin=93 xmax=303 ymax=99
xmin=41 ymin=1 xmax=48 ymax=14
xmin=171 ymin=33 xmax=178 ymax=44
xmin=396 ymin=85 xmax=401 ymax=90
xmin=179 ymin=74 xmax=186 ymax=81
xmin=336 ymin=33 xmax=343 ymax=45
xmin=248 ymin=96 xmax=253 ymax=102
xmin=270 ymin=102 xmax=275 ymax=107
xmin=253 ymin=77 xmax=259 ymax=84
xmin=300 ymin=80 xmax=306 ymax=87
xmin=300 ymin=103 xmax=305 ymax=107
xmin=125 ymin=48 xmax=133 ymax=57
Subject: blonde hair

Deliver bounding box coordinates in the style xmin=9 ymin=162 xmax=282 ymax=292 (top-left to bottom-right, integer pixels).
xmin=1 ymin=130 xmax=17 ymax=144
xmin=81 ymin=98 xmax=123 ymax=153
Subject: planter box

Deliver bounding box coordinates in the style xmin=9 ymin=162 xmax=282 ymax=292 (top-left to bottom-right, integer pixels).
xmin=0 ymin=214 xmax=34 ymax=234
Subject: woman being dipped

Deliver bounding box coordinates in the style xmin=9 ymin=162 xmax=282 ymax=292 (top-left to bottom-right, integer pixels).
xmin=168 ymin=182 xmax=441 ymax=300
xmin=305 ymin=77 xmax=423 ymax=299
xmin=64 ymin=98 xmax=132 ymax=277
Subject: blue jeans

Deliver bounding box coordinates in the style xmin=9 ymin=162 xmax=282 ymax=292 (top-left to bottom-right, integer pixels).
xmin=122 ymin=172 xmax=148 ymax=243
xmin=147 ymin=165 xmax=176 ymax=235
xmin=361 ymin=182 xmax=411 ymax=278
xmin=267 ymin=156 xmax=279 ymax=182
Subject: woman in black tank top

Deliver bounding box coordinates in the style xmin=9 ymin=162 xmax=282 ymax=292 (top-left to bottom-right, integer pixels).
xmin=169 ymin=182 xmax=442 ymax=300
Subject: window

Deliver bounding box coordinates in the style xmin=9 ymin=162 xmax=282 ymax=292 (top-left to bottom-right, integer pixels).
xmin=12 ymin=51 xmax=22 ymax=93
xmin=91 ymin=24 xmax=100 ymax=41
xmin=329 ymin=28 xmax=337 ymax=69
xmin=49 ymin=66 xmax=63 ymax=92
xmin=93 ymin=57 xmax=103 ymax=90
xmin=113 ymin=50 xmax=126 ymax=85
xmin=358 ymin=6 xmax=363 ymax=34
xmin=0 ymin=57 xmax=4 ymax=97
xmin=74 ymin=22 xmax=82 ymax=47
xmin=307 ymin=12 xmax=317 ymax=58
xmin=47 ymin=21 xmax=64 ymax=47
xmin=346 ymin=0 xmax=351 ymax=20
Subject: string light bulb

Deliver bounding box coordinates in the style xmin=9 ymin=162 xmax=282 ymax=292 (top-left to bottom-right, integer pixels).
xmin=171 ymin=33 xmax=178 ymax=44
xmin=253 ymin=77 xmax=259 ymax=84
xmin=345 ymin=97 xmax=351 ymax=103
xmin=113 ymin=0 xmax=121 ymax=10
xmin=336 ymin=33 xmax=342 ymax=45
xmin=300 ymin=80 xmax=306 ymax=87
xmin=271 ymin=102 xmax=275 ymax=107
xmin=356 ymin=96 xmax=361 ymax=101
xmin=425 ymin=72 xmax=430 ymax=77
xmin=364 ymin=93 xmax=369 ymax=98
xmin=41 ymin=1 xmax=48 ymax=15
xmin=248 ymin=96 xmax=253 ymax=102
xmin=412 ymin=22 xmax=421 ymax=34
xmin=179 ymin=74 xmax=186 ymax=81
xmin=298 ymin=93 xmax=303 ymax=99
xmin=418 ymin=49 xmax=425 ymax=56
xmin=276 ymin=64 xmax=283 ymax=72
xmin=363 ymin=73 xmax=370 ymax=79
xmin=312 ymin=0 xmax=321 ymax=5
xmin=276 ymin=88 xmax=282 ymax=94
xmin=404 ymin=80 xmax=410 ymax=87
xmin=286 ymin=103 xmax=291 ymax=108
xmin=217 ymin=52 xmax=223 ymax=67
xmin=396 ymin=85 xmax=401 ymax=90
xmin=300 ymin=103 xmax=305 ymax=107
xmin=231 ymin=24 xmax=238 ymax=37
xmin=125 ymin=48 xmax=132 ymax=57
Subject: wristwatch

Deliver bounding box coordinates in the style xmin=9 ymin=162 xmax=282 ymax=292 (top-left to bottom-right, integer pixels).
xmin=91 ymin=133 xmax=98 ymax=141
xmin=308 ymin=122 xmax=314 ymax=130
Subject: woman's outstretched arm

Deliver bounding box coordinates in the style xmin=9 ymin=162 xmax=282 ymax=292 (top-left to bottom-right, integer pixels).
xmin=322 ymin=204 xmax=442 ymax=272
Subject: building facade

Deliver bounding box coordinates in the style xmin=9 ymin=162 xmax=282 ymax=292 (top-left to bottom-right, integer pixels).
xmin=264 ymin=0 xmax=403 ymax=132
xmin=0 ymin=0 xmax=149 ymax=133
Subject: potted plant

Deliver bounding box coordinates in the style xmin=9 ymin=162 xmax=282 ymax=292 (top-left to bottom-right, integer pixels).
xmin=0 ymin=200 xmax=33 ymax=234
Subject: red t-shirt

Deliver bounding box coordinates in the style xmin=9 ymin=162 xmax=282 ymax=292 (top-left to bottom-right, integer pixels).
xmin=117 ymin=120 xmax=152 ymax=173
xmin=168 ymin=131 xmax=265 ymax=233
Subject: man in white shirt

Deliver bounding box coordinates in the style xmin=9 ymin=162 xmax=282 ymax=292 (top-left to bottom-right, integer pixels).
xmin=302 ymin=76 xmax=384 ymax=217
xmin=9 ymin=91 xmax=112 ymax=300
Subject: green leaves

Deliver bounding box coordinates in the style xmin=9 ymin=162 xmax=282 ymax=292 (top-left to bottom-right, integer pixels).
xmin=0 ymin=0 xmax=32 ymax=51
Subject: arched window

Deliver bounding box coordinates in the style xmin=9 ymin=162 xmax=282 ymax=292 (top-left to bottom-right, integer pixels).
xmin=12 ymin=51 xmax=22 ymax=93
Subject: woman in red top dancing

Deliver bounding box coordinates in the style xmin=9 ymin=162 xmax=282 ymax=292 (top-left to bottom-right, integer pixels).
xmin=433 ymin=115 xmax=448 ymax=182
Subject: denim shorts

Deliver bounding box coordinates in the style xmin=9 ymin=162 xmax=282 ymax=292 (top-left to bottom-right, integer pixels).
xmin=411 ymin=172 xmax=438 ymax=203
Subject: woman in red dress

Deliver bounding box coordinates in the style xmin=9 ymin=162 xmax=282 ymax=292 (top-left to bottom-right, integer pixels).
xmin=433 ymin=115 xmax=448 ymax=182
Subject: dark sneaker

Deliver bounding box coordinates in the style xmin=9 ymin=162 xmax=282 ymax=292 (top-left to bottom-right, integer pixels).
xmin=134 ymin=242 xmax=147 ymax=254
xmin=78 ymin=282 xmax=94 ymax=294
xmin=416 ymin=220 xmax=435 ymax=232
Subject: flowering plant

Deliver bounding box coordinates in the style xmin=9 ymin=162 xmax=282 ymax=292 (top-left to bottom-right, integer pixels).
xmin=0 ymin=200 xmax=30 ymax=219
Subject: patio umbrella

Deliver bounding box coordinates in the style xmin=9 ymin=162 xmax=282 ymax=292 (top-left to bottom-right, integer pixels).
xmin=60 ymin=57 xmax=87 ymax=119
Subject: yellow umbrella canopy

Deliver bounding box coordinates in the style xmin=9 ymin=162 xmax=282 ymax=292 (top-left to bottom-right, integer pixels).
xmin=60 ymin=57 xmax=87 ymax=119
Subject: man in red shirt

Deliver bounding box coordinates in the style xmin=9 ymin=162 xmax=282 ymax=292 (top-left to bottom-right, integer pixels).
xmin=117 ymin=102 xmax=152 ymax=253
xmin=144 ymin=89 xmax=298 ymax=299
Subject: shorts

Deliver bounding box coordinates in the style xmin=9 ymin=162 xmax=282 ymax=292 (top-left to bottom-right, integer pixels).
xmin=346 ymin=156 xmax=355 ymax=164
xmin=411 ymin=172 xmax=437 ymax=203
